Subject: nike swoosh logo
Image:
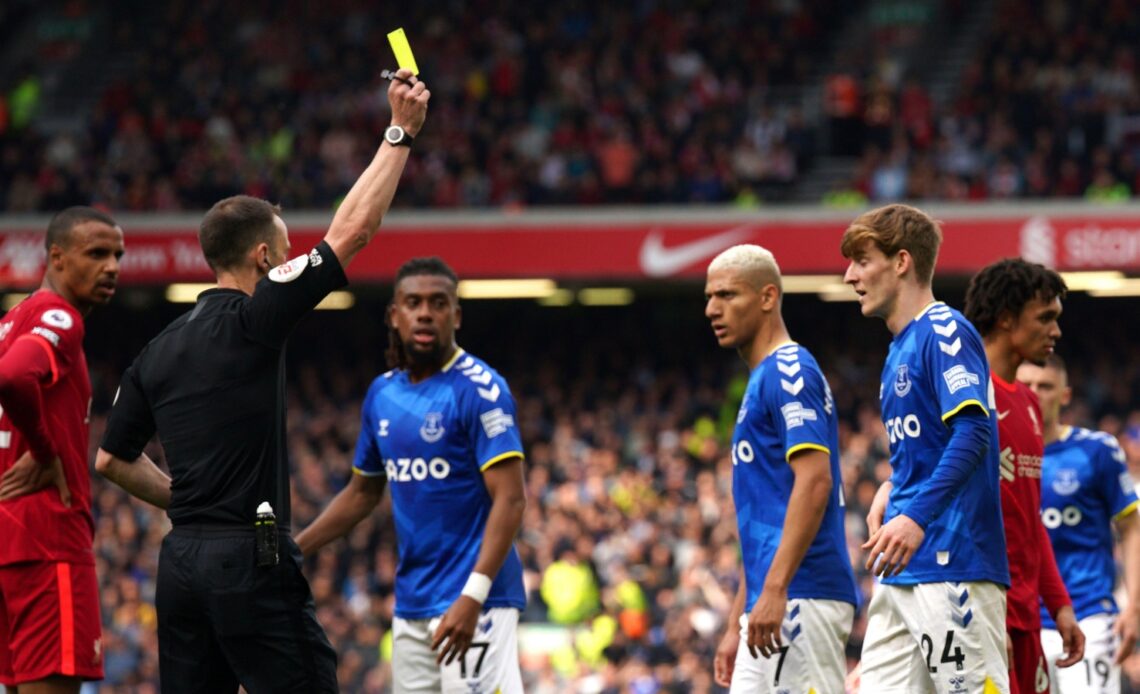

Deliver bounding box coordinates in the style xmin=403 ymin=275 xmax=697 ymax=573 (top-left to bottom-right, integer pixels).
xmin=638 ymin=226 xmax=754 ymax=277
xmin=997 ymin=410 xmax=1010 ymax=420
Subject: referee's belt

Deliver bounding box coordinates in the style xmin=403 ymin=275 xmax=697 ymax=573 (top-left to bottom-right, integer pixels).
xmin=170 ymin=523 xmax=292 ymax=538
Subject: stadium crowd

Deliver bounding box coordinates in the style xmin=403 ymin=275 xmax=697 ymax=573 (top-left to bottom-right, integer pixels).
xmin=1 ymin=0 xmax=855 ymax=213
xmin=73 ymin=295 xmax=1140 ymax=692
xmin=2 ymin=0 xmax=1136 ymax=212
xmin=838 ymin=0 xmax=1140 ymax=204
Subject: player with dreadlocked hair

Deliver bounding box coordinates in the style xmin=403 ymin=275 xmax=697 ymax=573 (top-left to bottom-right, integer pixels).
xmin=383 ymin=257 xmax=459 ymax=370
xmin=298 ymin=255 xmax=528 ymax=693
xmin=965 ymin=258 xmax=1083 ymax=694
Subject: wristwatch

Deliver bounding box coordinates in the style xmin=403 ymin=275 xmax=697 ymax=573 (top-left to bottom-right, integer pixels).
xmin=384 ymin=125 xmax=414 ymax=147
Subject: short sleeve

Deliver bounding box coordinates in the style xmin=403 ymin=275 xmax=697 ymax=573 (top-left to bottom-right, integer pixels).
xmin=923 ymin=318 xmax=991 ymax=422
xmin=242 ymin=241 xmax=349 ymax=348
xmin=766 ymin=355 xmax=833 ymax=462
xmin=18 ymin=302 xmax=85 ymax=385
xmin=462 ymin=370 xmax=524 ymax=472
xmin=101 ymin=363 xmax=157 ymax=462
xmin=1095 ymin=435 xmax=1139 ymax=521
xmin=352 ymin=385 xmax=386 ymax=477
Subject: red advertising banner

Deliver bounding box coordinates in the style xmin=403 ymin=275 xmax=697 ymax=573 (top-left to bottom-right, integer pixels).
xmin=2 ymin=209 xmax=1140 ymax=286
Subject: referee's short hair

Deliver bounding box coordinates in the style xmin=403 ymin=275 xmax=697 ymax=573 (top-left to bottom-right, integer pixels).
xmin=45 ymin=206 xmax=118 ymax=251
xmin=199 ymin=195 xmax=282 ymax=273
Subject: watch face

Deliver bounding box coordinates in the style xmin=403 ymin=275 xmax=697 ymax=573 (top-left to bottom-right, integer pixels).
xmin=386 ymin=126 xmax=403 ymax=143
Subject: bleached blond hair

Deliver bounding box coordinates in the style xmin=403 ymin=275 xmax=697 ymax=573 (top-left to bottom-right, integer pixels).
xmin=707 ymin=244 xmax=782 ymax=292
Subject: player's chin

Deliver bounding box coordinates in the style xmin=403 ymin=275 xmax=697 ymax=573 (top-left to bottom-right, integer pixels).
xmin=713 ymin=333 xmax=737 ymax=349
xmin=405 ymin=341 xmax=444 ymax=364
xmin=88 ymin=290 xmax=115 ymax=305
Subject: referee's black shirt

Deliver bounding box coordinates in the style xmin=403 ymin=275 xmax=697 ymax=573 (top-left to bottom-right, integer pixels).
xmin=101 ymin=241 xmax=347 ymax=528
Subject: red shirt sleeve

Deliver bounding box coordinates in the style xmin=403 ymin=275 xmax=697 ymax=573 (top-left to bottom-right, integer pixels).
xmin=0 ymin=335 xmax=59 ymax=465
xmin=1038 ymin=513 xmax=1072 ymax=618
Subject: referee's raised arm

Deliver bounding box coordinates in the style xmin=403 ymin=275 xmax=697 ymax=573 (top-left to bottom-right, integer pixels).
xmin=324 ymin=67 xmax=430 ymax=268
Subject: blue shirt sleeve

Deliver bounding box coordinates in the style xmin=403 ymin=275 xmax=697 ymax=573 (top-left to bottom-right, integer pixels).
xmin=1096 ymin=435 xmax=1139 ymax=520
xmin=902 ymin=408 xmax=991 ymax=529
xmin=352 ymin=384 xmax=385 ymax=476
xmin=770 ymin=360 xmax=834 ymax=461
xmin=924 ymin=317 xmax=991 ymax=421
xmin=463 ymin=369 xmax=525 ymax=471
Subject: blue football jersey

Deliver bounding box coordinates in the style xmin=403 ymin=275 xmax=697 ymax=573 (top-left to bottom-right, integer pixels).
xmin=1040 ymin=426 xmax=1139 ymax=627
xmin=879 ymin=302 xmax=1009 ymax=586
xmin=353 ymin=349 xmax=527 ymax=619
xmin=731 ymin=343 xmax=858 ymax=611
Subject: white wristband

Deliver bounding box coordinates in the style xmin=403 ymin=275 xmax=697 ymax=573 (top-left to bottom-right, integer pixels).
xmin=461 ymin=572 xmax=493 ymax=604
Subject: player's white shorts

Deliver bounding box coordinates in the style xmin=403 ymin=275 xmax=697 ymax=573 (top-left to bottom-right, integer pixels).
xmin=860 ymin=581 xmax=1010 ymax=694
xmin=391 ymin=607 xmax=523 ymax=694
xmin=1042 ymin=612 xmax=1119 ymax=694
xmin=729 ymin=598 xmax=854 ymax=694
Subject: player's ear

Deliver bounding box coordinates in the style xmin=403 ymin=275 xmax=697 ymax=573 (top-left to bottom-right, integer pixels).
xmin=894 ymin=249 xmax=912 ymax=277
xmin=48 ymin=243 xmax=66 ymax=269
xmin=997 ymin=310 xmax=1015 ymax=332
xmin=760 ymin=283 xmax=780 ymax=311
xmin=1060 ymin=385 xmax=1072 ymax=407
xmin=453 ymin=302 xmax=462 ymax=330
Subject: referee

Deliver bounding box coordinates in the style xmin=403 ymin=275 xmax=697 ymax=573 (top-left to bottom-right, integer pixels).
xmin=95 ymin=69 xmax=430 ymax=693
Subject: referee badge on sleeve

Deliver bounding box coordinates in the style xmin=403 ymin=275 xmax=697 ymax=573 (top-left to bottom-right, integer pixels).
xmin=268 ymin=255 xmax=309 ymax=283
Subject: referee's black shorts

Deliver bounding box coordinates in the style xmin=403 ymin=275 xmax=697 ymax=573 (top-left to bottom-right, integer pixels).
xmin=156 ymin=526 xmax=338 ymax=693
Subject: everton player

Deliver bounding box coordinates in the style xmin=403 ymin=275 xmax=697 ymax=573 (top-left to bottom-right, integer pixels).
xmin=0 ymin=207 xmax=123 ymax=692
xmin=706 ymin=245 xmax=857 ymax=693
xmin=842 ymin=204 xmax=1010 ymax=693
xmin=296 ymin=257 xmax=527 ymax=694
xmin=965 ymin=258 xmax=1084 ymax=694
xmin=1018 ymin=355 xmax=1138 ymax=694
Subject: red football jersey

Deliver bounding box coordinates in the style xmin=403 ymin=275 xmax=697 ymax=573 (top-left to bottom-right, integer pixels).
xmin=993 ymin=372 xmax=1070 ymax=631
xmin=0 ymin=290 xmax=94 ymax=566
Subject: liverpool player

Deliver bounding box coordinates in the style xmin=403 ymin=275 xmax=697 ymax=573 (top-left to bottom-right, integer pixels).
xmin=965 ymin=258 xmax=1084 ymax=694
xmin=1018 ymin=355 xmax=1140 ymax=694
xmin=0 ymin=207 xmax=124 ymax=692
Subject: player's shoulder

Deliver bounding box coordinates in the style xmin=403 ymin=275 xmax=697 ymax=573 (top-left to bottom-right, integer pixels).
xmin=447 ymin=349 xmax=510 ymax=386
xmin=1071 ymin=427 xmax=1126 ymax=460
xmin=912 ymin=301 xmax=983 ymax=355
xmin=913 ymin=302 xmax=975 ymax=337
xmin=21 ymin=289 xmax=80 ymax=322
xmin=4 ymin=289 xmax=85 ymax=347
xmin=761 ymin=342 xmax=823 ymax=375
xmin=365 ymin=369 xmax=403 ymax=398
xmin=759 ymin=342 xmax=828 ymax=396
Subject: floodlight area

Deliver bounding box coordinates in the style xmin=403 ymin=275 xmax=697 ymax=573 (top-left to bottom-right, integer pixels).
xmin=164 ymin=284 xmax=215 ymax=303
xmin=457 ymin=279 xmax=557 ymax=299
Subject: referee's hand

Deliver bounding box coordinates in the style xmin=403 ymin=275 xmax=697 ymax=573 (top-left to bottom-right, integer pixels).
xmin=387 ymin=68 xmax=429 ymax=137
xmin=0 ymin=451 xmax=71 ymax=507
xmin=431 ymin=595 xmax=482 ymax=666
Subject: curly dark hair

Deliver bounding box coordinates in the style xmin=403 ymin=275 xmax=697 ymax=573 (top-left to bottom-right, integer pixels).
xmin=964 ymin=258 xmax=1067 ymax=336
xmin=385 ymin=257 xmax=459 ymax=370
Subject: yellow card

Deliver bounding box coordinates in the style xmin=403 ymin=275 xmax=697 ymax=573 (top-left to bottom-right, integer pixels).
xmin=387 ymin=28 xmax=419 ymax=75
